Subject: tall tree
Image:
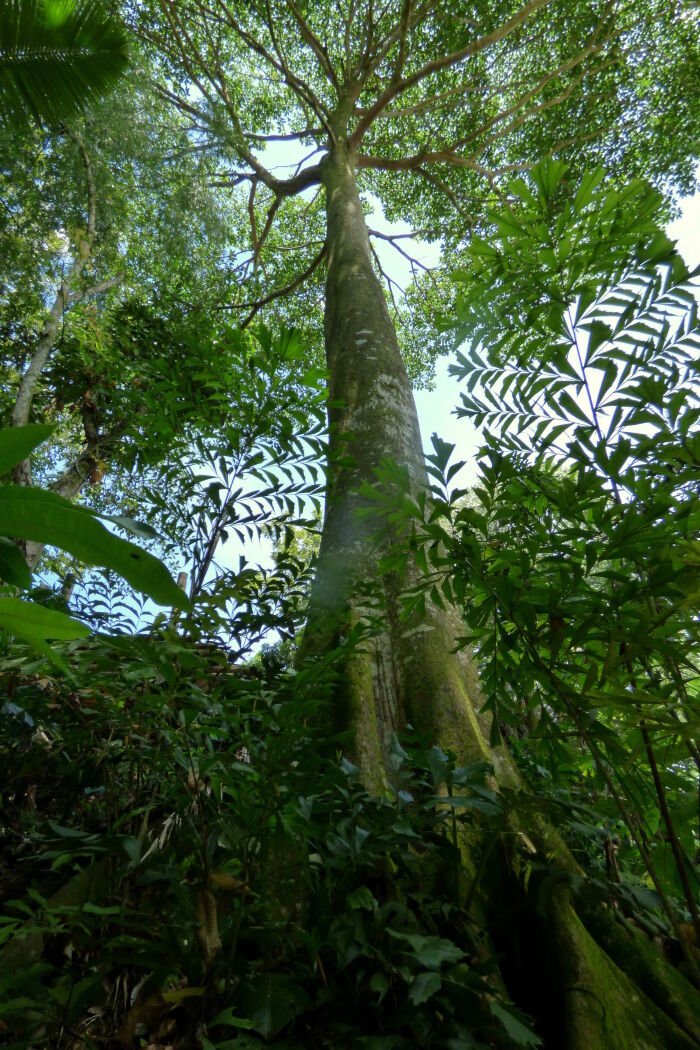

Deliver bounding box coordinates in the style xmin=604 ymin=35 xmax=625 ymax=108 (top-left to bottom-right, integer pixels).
xmin=131 ymin=1 xmax=700 ymax=1043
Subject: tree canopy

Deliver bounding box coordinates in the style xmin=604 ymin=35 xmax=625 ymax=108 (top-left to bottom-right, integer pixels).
xmin=133 ymin=0 xmax=699 ymax=324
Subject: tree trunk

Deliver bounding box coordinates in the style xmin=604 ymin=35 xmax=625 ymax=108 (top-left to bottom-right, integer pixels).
xmin=306 ymin=136 xmax=700 ymax=1048
xmin=311 ymin=139 xmax=497 ymax=790
xmin=10 ymin=285 xmax=70 ymax=485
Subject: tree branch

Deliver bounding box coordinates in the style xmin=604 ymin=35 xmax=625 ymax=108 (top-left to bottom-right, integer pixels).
xmin=351 ymin=0 xmax=553 ymax=144
xmin=209 ymin=153 xmax=323 ymax=197
xmin=369 ymin=240 xmax=402 ymax=314
xmin=416 ymin=166 xmax=475 ymax=227
xmin=242 ymin=127 xmax=323 ymax=141
xmin=344 ymin=0 xmax=357 ymax=76
xmin=68 ymin=273 xmax=125 ymax=308
xmin=356 ymin=0 xmax=436 ymax=87
xmin=248 ymin=181 xmax=259 ymax=263
xmin=285 ymin=0 xmax=340 ymax=95
xmin=450 ymin=27 xmax=616 ymax=158
xmin=152 ymin=0 xmax=283 ymax=190
xmin=65 ymin=129 xmax=96 ymax=246
xmin=357 ymin=150 xmax=528 ymax=177
xmin=390 ymin=0 xmax=413 ymax=83
xmin=221 ymin=243 xmax=327 ymax=327
xmin=213 ymin=0 xmax=334 ymax=137
xmin=368 ymin=227 xmax=434 ymax=273
xmin=355 ymin=74 xmax=522 ymax=121
xmin=254 ymin=195 xmax=282 ymax=267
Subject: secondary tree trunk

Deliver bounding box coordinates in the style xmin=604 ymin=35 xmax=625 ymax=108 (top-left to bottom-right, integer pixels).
xmin=306 ymin=135 xmax=700 ymax=1048
xmin=6 ymin=128 xmax=123 ymax=572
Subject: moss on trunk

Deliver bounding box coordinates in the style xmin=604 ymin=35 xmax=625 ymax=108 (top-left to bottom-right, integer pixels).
xmin=547 ymin=885 xmax=699 ymax=1049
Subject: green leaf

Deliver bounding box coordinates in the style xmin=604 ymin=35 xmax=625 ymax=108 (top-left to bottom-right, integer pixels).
xmin=82 ymin=902 xmax=121 ymax=915
xmin=47 ymin=821 xmax=94 ymax=837
xmin=356 ymin=1038 xmax=401 ymax=1049
xmin=347 ymin=886 xmax=377 ymax=911
xmin=237 ymin=973 xmax=310 ymax=1039
xmin=582 ymin=320 xmax=612 ymax=361
xmin=0 ymin=600 xmax=89 ymax=638
xmin=489 ymin=1001 xmax=542 ymax=1046
xmin=530 ymin=158 xmax=568 ymax=200
xmin=557 ymin=390 xmax=591 ymax=426
xmin=0 ymin=596 xmax=89 ymax=641
xmin=121 ymin=837 xmax=141 ymax=863
xmin=0 ymin=536 xmax=31 ymax=587
xmin=98 ymin=514 xmax=161 ymax=541
xmin=0 ymin=424 xmax=54 ymax=474
xmin=209 ymin=1009 xmax=255 ymax=1029
xmin=408 ymin=972 xmax=442 ymax=1005
xmin=369 ymin=972 xmax=390 ymax=1002
xmin=0 ymin=487 xmax=189 ymax=608
xmin=573 ymin=167 xmax=604 ymax=212
xmin=390 ymin=931 xmax=464 ymax=968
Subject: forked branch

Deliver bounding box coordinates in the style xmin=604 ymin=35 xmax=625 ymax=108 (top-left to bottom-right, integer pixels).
xmin=351 ymin=0 xmax=553 ymax=144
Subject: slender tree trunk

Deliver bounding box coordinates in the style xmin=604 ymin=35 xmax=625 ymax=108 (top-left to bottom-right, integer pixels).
xmin=10 ymin=283 xmax=70 ymax=485
xmin=8 ymin=126 xmax=122 ymax=527
xmin=306 ymin=134 xmax=700 ymax=1048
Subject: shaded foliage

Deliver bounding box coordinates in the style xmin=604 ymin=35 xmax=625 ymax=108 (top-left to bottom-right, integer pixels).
xmin=373 ymin=163 xmax=699 ymax=953
xmin=0 ymin=0 xmax=128 ymax=128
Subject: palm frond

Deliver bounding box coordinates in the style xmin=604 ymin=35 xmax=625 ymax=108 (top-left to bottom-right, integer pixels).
xmin=0 ymin=0 xmax=129 ymax=128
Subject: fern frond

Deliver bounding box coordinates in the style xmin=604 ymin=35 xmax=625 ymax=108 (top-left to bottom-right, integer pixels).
xmin=0 ymin=0 xmax=128 ymax=128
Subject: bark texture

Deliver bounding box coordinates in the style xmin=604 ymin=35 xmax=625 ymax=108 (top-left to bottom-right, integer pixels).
xmin=311 ymin=140 xmax=498 ymax=792
xmin=306 ymin=132 xmax=700 ymax=1048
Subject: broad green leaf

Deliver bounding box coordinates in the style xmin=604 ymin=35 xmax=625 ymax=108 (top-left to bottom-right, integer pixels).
xmin=489 ymin=1002 xmax=542 ymax=1046
xmin=161 ymin=987 xmax=206 ymax=1004
xmin=530 ymin=158 xmax=568 ymax=200
xmin=573 ymin=167 xmax=604 ymax=212
xmin=0 ymin=596 xmax=89 ymax=640
xmin=582 ymin=320 xmax=612 ymax=361
xmin=369 ymin=972 xmax=390 ymax=1002
xmin=389 ymin=931 xmax=464 ymax=968
xmin=408 ymin=972 xmax=442 ymax=1005
xmin=237 ymin=973 xmax=310 ymax=1039
xmin=97 ymin=514 xmax=160 ymax=541
xmin=0 ymin=536 xmax=31 ymax=587
xmin=0 ymin=487 xmax=189 ymax=608
xmin=48 ymin=821 xmax=95 ymax=838
xmin=356 ymin=1038 xmax=401 ymax=1049
xmin=0 ymin=596 xmax=89 ymax=667
xmin=0 ymin=424 xmax=53 ymax=474
xmin=208 ymin=1008 xmax=255 ymax=1029
xmin=347 ymin=886 xmax=377 ymax=911
xmin=99 ymin=514 xmax=161 ymax=541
